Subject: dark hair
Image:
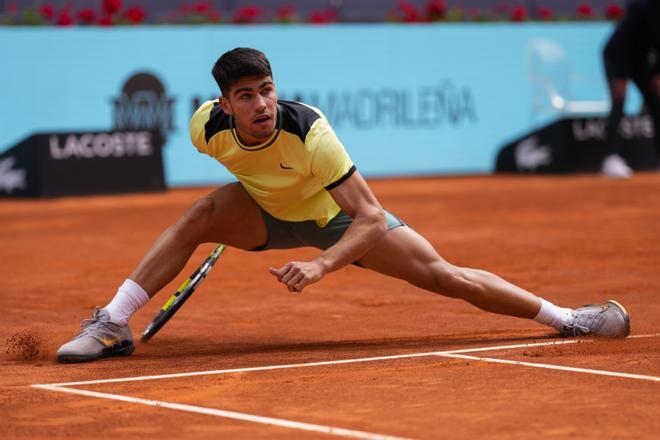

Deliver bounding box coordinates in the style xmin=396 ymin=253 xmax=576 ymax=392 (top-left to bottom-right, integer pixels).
xmin=212 ymin=48 xmax=273 ymax=96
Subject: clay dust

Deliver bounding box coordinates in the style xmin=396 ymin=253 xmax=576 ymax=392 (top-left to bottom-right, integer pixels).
xmin=5 ymin=330 xmax=53 ymax=362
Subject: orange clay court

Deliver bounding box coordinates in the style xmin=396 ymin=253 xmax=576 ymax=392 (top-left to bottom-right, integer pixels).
xmin=1 ymin=173 xmax=659 ymax=439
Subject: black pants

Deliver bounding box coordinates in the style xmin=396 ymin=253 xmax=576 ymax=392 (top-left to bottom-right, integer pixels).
xmin=603 ymin=53 xmax=660 ymax=157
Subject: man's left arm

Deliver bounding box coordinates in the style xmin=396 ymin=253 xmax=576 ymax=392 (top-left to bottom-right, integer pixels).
xmin=268 ymin=171 xmax=387 ymax=292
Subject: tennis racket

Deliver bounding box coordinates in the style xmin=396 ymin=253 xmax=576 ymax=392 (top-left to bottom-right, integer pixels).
xmin=140 ymin=244 xmax=226 ymax=342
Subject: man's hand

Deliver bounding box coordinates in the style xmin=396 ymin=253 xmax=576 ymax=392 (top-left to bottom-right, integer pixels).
xmin=268 ymin=261 xmax=327 ymax=292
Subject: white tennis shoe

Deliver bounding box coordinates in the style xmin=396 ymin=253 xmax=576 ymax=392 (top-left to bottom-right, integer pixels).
xmin=561 ymin=300 xmax=630 ymax=338
xmin=601 ymin=154 xmax=633 ymax=179
xmin=56 ymin=307 xmax=134 ymax=363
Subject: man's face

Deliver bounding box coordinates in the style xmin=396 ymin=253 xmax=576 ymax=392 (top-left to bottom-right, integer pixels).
xmin=220 ymin=75 xmax=278 ymax=146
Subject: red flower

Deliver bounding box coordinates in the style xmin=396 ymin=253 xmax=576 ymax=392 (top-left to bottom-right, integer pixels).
xmin=426 ymin=0 xmax=447 ymax=21
xmin=309 ymin=9 xmax=337 ymax=24
xmin=511 ymin=6 xmax=527 ymax=21
xmin=56 ymin=10 xmax=74 ymax=26
xmin=123 ymin=6 xmax=146 ymax=24
xmin=195 ymin=2 xmax=209 ymax=14
xmin=605 ymin=3 xmax=624 ymax=20
xmin=98 ymin=15 xmax=114 ymax=26
xmin=395 ymin=1 xmax=419 ymax=22
xmin=277 ymin=5 xmax=295 ymax=20
xmin=309 ymin=11 xmax=327 ymax=24
xmin=102 ymin=0 xmax=122 ymax=16
xmin=537 ymin=6 xmax=553 ymax=20
xmin=77 ymin=8 xmax=95 ymax=24
xmin=7 ymin=2 xmax=18 ymax=14
xmin=232 ymin=6 xmax=263 ymax=24
xmin=208 ymin=10 xmax=222 ymax=22
xmin=577 ymin=3 xmax=595 ymax=19
xmin=39 ymin=4 xmax=55 ymax=20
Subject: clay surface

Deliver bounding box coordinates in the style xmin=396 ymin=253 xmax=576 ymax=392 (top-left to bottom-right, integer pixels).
xmin=1 ymin=174 xmax=659 ymax=439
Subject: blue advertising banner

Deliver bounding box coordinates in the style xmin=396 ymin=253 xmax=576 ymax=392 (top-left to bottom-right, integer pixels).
xmin=1 ymin=24 xmax=637 ymax=186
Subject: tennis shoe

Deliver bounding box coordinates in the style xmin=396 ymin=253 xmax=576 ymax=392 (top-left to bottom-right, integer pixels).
xmin=601 ymin=154 xmax=632 ymax=179
xmin=56 ymin=307 xmax=134 ymax=363
xmin=561 ymin=300 xmax=630 ymax=338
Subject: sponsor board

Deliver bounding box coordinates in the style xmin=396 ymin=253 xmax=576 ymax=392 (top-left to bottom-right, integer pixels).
xmin=496 ymin=115 xmax=658 ymax=173
xmin=0 ymin=130 xmax=164 ymax=198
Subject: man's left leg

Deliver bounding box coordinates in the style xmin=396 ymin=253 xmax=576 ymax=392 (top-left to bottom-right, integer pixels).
xmin=601 ymin=50 xmax=632 ymax=178
xmin=357 ymin=226 xmax=630 ymax=337
xmin=645 ymin=73 xmax=660 ymax=160
xmin=631 ymin=68 xmax=660 ymax=162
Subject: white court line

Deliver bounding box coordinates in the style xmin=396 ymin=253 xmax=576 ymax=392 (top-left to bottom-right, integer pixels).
xmin=38 ymin=339 xmax=584 ymax=387
xmin=436 ymin=353 xmax=660 ymax=383
xmin=38 ymin=334 xmax=660 ymax=387
xmin=626 ymin=333 xmax=660 ymax=339
xmin=30 ymin=334 xmax=660 ymax=439
xmin=31 ymin=384 xmax=409 ymax=440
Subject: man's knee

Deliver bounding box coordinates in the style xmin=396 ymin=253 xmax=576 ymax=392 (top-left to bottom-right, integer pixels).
xmin=428 ymin=263 xmax=479 ymax=298
xmin=174 ymin=197 xmax=216 ymax=237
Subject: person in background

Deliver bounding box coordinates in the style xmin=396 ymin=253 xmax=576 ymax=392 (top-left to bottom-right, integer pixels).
xmin=601 ymin=0 xmax=660 ymax=178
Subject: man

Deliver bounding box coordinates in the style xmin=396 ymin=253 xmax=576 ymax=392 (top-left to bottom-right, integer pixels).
xmin=57 ymin=48 xmax=630 ymax=363
xmin=601 ymin=0 xmax=660 ymax=178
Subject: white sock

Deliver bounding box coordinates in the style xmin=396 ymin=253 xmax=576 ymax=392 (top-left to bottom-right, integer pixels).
xmin=533 ymin=298 xmax=574 ymax=331
xmin=104 ymin=279 xmax=150 ymax=326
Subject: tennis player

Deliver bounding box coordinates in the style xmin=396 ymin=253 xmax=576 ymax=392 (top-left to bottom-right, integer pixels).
xmin=57 ymin=48 xmax=630 ymax=363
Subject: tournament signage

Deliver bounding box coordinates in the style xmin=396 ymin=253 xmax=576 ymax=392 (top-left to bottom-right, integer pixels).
xmin=277 ymin=81 xmax=478 ymax=130
xmin=0 ymin=130 xmax=165 ymax=198
xmin=0 ymin=24 xmax=628 ymax=184
xmin=113 ymin=72 xmax=176 ymax=142
xmin=495 ymin=115 xmax=658 ymax=173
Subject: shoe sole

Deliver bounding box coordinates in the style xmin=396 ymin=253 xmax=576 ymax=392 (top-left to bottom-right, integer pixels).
xmin=605 ymin=300 xmax=631 ymax=337
xmin=57 ymin=341 xmax=135 ymax=364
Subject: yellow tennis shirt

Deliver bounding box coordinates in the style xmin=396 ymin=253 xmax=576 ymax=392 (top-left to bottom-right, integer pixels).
xmin=189 ymin=99 xmax=355 ymax=227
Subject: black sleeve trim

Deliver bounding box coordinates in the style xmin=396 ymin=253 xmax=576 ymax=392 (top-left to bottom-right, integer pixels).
xmin=278 ymin=100 xmax=321 ymax=143
xmin=324 ymin=165 xmax=357 ymax=191
xmin=204 ymin=102 xmax=232 ymax=144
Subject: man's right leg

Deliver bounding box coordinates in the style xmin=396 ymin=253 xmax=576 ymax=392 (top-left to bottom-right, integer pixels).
xmin=57 ymin=183 xmax=267 ymax=362
xmin=630 ymin=70 xmax=660 ymax=163
xmin=602 ymin=78 xmax=632 ymax=178
xmin=129 ymin=183 xmax=267 ymax=297
xmin=643 ymin=73 xmax=660 ymax=159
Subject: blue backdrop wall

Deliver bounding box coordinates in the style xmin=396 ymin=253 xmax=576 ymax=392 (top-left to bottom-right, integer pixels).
xmin=1 ymin=23 xmax=637 ymax=186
